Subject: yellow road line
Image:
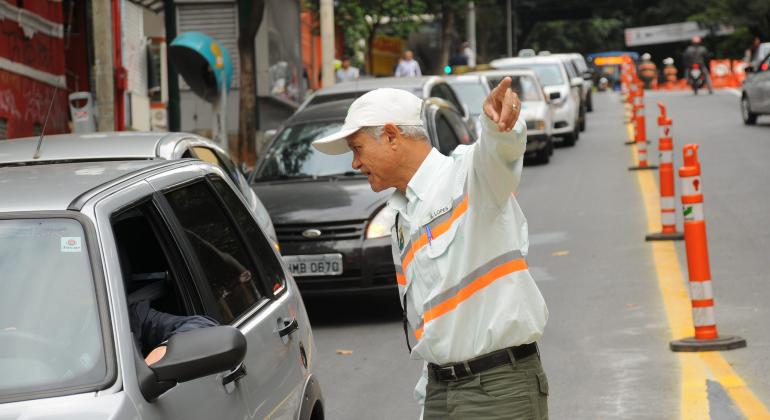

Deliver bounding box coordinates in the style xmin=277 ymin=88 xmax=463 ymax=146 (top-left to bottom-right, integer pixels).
xmin=629 ymin=123 xmax=770 ymax=419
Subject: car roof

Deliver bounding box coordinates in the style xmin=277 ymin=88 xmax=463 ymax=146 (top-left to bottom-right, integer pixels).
xmin=471 ymin=69 xmax=539 ymax=79
xmin=0 ymin=131 xmax=211 ymax=165
xmin=0 ymin=160 xmax=168 ymax=212
xmin=444 ymin=74 xmax=484 ymax=84
xmin=490 ymin=56 xmax=565 ymax=68
xmin=287 ymin=98 xmax=354 ymax=125
xmin=312 ymin=76 xmax=443 ymax=97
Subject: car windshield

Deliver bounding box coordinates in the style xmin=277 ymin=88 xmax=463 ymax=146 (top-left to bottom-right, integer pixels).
xmin=487 ymin=76 xmax=543 ymax=101
xmin=447 ymin=81 xmax=486 ymax=116
xmin=0 ymin=218 xmax=107 ymax=400
xmin=503 ymin=64 xmax=564 ymax=86
xmin=255 ymin=122 xmax=358 ymax=179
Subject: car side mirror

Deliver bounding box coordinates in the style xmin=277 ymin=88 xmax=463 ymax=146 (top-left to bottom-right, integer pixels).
xmin=264 ymin=129 xmax=277 ymax=139
xmin=570 ymin=77 xmax=584 ymax=88
xmin=137 ymin=326 xmax=247 ymax=401
xmin=582 ymin=70 xmax=593 ymax=80
xmin=549 ymin=91 xmax=561 ymax=101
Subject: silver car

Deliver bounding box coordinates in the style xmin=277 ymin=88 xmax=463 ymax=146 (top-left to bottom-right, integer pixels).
xmin=741 ymin=51 xmax=770 ymax=125
xmin=0 ymin=159 xmax=323 ymax=419
xmin=0 ymin=132 xmax=277 ymax=244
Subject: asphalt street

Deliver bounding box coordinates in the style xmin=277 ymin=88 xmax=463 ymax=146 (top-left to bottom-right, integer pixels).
xmin=304 ymin=89 xmax=770 ymax=420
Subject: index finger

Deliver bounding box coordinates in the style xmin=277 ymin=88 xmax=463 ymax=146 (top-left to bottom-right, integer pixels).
xmin=492 ymin=76 xmax=512 ymax=99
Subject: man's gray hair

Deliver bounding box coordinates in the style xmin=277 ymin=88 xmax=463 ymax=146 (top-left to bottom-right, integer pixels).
xmin=361 ymin=125 xmax=429 ymax=142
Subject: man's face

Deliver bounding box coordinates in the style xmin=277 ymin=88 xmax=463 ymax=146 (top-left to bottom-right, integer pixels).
xmin=347 ymin=130 xmax=399 ymax=192
xmin=342 ymin=59 xmax=350 ymax=69
xmin=404 ymin=51 xmax=413 ymax=61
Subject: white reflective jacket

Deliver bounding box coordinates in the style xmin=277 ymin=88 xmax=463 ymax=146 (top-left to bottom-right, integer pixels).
xmin=387 ymin=115 xmax=548 ymax=407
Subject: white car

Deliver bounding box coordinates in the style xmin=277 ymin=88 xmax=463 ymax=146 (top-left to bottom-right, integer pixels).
xmin=491 ymin=55 xmax=582 ymax=146
xmin=471 ymin=70 xmax=555 ymax=163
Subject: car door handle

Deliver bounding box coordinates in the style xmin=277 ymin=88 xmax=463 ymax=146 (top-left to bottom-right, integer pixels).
xmin=222 ymin=363 xmax=247 ymax=387
xmin=277 ymin=317 xmax=299 ymax=338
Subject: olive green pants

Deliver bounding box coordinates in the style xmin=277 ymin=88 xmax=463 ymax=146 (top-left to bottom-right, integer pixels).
xmin=424 ymin=353 xmax=548 ymax=420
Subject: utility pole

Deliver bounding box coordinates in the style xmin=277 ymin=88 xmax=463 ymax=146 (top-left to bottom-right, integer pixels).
xmin=512 ymin=0 xmax=518 ymax=55
xmin=467 ymin=1 xmax=476 ymax=67
xmin=91 ymin=0 xmax=115 ymax=131
xmin=320 ymin=0 xmax=335 ymax=87
xmin=505 ymin=0 xmax=512 ymax=57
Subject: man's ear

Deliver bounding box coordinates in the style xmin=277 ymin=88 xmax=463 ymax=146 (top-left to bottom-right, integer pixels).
xmin=382 ymin=123 xmax=401 ymax=149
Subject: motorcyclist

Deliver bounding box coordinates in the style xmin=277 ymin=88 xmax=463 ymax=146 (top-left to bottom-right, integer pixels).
xmin=682 ymin=36 xmax=713 ymax=94
xmin=638 ymin=53 xmax=658 ymax=89
xmin=662 ymin=57 xmax=678 ymax=88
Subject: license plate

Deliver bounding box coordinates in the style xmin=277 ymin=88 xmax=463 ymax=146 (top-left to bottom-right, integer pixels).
xmin=283 ymin=254 xmax=343 ymax=277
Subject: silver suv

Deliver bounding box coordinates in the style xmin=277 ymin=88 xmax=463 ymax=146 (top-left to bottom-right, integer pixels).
xmin=0 ymin=159 xmax=323 ymax=419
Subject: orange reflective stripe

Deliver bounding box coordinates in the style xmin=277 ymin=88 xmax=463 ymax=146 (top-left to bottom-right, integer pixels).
xmin=414 ymin=326 xmax=423 ymax=340
xmin=401 ymin=195 xmax=468 ymax=272
xmin=396 ymin=273 xmax=406 ymax=286
xmin=423 ymin=258 xmax=528 ymax=325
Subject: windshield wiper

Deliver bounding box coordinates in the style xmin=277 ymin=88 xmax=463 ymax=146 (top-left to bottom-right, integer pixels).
xmin=254 ymin=173 xmax=316 ymax=182
xmin=323 ymin=171 xmax=365 ymax=179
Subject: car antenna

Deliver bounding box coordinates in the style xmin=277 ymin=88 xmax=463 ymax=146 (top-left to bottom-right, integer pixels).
xmin=32 ymin=87 xmax=58 ymax=160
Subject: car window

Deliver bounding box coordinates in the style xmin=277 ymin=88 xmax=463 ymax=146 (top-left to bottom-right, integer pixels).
xmin=434 ymin=111 xmax=462 ymax=155
xmin=447 ymin=81 xmax=486 ymax=116
xmin=255 ymin=122 xmax=357 ymax=180
xmin=189 ymin=146 xmax=240 ymax=186
xmin=164 ymin=181 xmax=265 ymax=324
xmin=487 ymin=76 xmax=543 ymax=101
xmin=503 ymin=63 xmax=564 ymax=86
xmin=430 ymin=83 xmax=463 ymax=113
xmin=210 ymin=178 xmax=286 ymax=294
xmin=0 ymin=218 xmax=107 ymax=401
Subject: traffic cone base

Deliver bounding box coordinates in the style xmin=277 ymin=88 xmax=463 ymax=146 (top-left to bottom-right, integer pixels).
xmin=645 ymin=231 xmax=684 ymax=241
xmin=629 ymin=165 xmax=658 ymax=171
xmin=625 ymin=140 xmax=650 ymax=146
xmin=670 ymin=335 xmax=747 ymax=352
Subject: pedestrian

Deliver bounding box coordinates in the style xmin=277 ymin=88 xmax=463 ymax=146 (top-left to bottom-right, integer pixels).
xmin=662 ymin=57 xmax=678 ymax=88
xmin=395 ymin=50 xmax=422 ymax=77
xmin=336 ymin=56 xmax=360 ymax=83
xmin=744 ymin=36 xmax=762 ymax=70
xmin=462 ymin=41 xmax=476 ymax=68
xmin=311 ymin=78 xmax=549 ymax=419
xmin=638 ymin=53 xmax=658 ymax=89
xmin=682 ymin=36 xmax=714 ymax=94
xmin=449 ymin=44 xmax=469 ymax=67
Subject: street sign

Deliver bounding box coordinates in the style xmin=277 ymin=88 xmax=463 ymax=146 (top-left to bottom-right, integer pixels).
xmin=624 ymin=22 xmax=734 ymax=47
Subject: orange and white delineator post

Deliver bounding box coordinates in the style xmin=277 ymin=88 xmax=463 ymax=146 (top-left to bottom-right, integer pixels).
xmin=629 ymin=84 xmax=657 ymax=170
xmin=646 ymin=102 xmax=684 ymax=241
xmin=670 ymin=144 xmax=746 ymax=352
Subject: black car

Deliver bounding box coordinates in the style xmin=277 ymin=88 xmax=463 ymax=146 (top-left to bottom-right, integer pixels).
xmin=249 ymin=97 xmax=474 ymax=296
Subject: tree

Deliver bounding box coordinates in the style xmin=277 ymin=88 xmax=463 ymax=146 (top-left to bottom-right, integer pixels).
xmin=237 ymin=0 xmax=266 ymax=165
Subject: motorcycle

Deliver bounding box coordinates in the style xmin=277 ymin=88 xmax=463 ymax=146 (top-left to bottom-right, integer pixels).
xmin=688 ymin=64 xmax=705 ymax=94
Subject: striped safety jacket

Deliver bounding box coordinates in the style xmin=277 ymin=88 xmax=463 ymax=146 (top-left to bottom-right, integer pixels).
xmin=387 ymin=114 xmax=548 ymax=404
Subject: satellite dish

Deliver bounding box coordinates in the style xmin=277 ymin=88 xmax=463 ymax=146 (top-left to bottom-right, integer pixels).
xmin=169 ymin=32 xmax=233 ymax=147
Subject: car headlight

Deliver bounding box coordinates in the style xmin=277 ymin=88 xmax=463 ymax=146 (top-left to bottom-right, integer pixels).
xmin=366 ymin=206 xmax=397 ymax=239
xmin=526 ymin=120 xmax=545 ymax=131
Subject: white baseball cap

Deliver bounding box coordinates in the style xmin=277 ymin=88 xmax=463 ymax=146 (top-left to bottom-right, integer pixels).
xmin=312 ymin=88 xmax=424 ymax=155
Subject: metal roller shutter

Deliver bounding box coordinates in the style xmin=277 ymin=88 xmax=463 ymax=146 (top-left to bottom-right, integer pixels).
xmin=176 ymin=2 xmax=240 ymax=89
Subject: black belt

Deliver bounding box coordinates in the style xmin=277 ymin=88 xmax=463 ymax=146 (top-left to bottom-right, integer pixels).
xmin=428 ymin=343 xmax=538 ymax=382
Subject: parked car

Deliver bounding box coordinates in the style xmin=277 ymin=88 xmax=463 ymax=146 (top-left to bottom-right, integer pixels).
xmin=0 ymin=132 xmax=277 ymax=244
xmin=560 ymin=53 xmax=594 ymax=112
xmin=0 ymin=158 xmax=322 ymax=419
xmin=741 ymin=51 xmax=770 ymax=125
xmin=471 ymin=69 xmax=554 ymax=163
xmin=249 ymin=97 xmax=474 ymax=296
xmin=553 ymin=53 xmax=588 ymax=131
xmin=490 ymin=55 xmax=581 ymax=145
xmin=298 ymin=76 xmax=476 ymax=136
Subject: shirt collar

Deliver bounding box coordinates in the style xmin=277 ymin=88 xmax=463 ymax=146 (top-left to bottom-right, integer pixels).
xmin=406 ymin=148 xmax=445 ymax=203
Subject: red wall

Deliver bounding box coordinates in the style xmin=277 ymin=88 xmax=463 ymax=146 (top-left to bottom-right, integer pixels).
xmin=0 ymin=1 xmax=68 ymax=138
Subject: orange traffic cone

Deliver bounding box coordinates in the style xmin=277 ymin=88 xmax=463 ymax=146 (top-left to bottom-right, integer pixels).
xmin=646 ymin=102 xmax=684 ymax=241
xmin=670 ymin=145 xmax=747 ymax=352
